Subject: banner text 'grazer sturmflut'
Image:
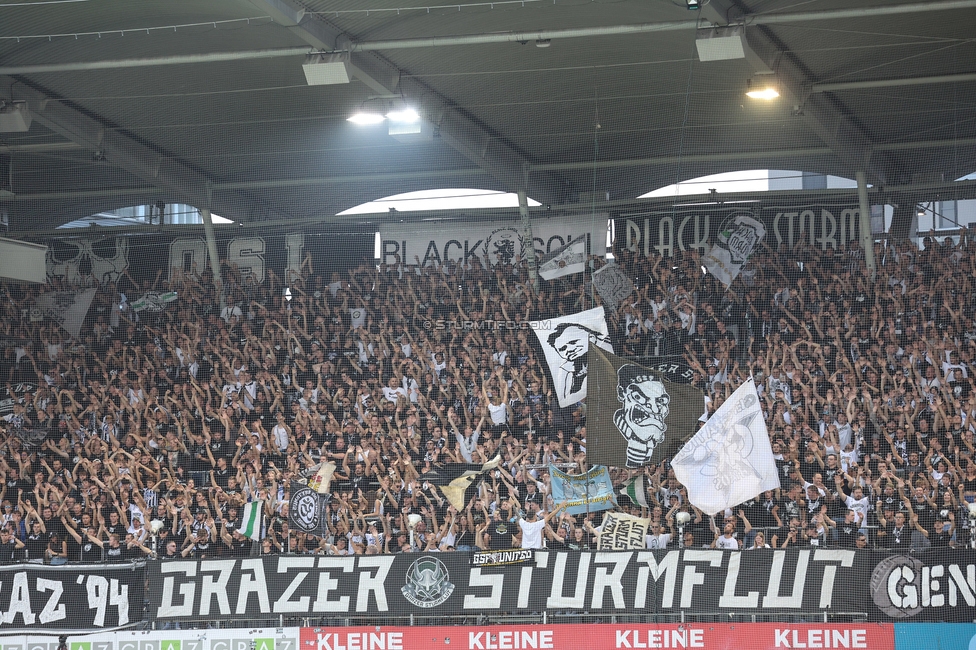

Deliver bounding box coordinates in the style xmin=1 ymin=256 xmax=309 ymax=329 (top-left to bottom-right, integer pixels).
xmin=147 ymin=550 xmax=976 ymax=623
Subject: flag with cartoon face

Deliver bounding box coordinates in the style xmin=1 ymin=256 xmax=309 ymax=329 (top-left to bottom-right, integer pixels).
xmin=587 ymin=346 xmax=705 ymax=468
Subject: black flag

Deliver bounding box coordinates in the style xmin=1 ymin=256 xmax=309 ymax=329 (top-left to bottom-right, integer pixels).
xmin=587 ymin=346 xmax=705 ymax=468
xmin=423 ymin=456 xmax=501 ymax=510
xmin=288 ymin=480 xmax=331 ymax=538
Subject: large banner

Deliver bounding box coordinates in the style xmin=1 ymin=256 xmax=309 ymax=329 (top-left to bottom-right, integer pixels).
xmin=0 ymin=624 xmax=895 ymax=650
xmin=616 ymin=205 xmax=864 ymax=258
xmin=893 ymin=623 xmax=976 ymax=650
xmin=0 ymin=562 xmax=145 ymax=632
xmin=146 ymin=550 xmax=976 ymax=623
xmin=378 ymin=215 xmax=607 ymax=268
xmin=549 ymin=465 xmax=617 ymax=515
xmin=41 ymin=232 xmax=372 ymax=286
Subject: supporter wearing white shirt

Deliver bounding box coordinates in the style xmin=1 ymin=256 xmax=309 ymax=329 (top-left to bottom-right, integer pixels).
xmin=271 ymin=413 xmax=291 ymax=453
xmin=518 ymin=504 xmax=565 ymax=549
xmin=645 ymin=521 xmax=673 ymax=549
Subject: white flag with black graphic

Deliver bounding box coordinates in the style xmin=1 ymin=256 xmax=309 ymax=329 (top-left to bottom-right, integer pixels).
xmin=592 ymin=263 xmax=634 ymax=312
xmin=350 ymin=307 xmax=367 ymax=329
xmin=538 ymin=237 xmax=586 ymax=280
xmin=702 ymin=213 xmax=766 ymax=289
xmin=34 ymin=288 xmax=96 ymax=339
xmin=671 ymin=378 xmax=779 ymax=516
xmin=533 ymin=306 xmax=613 ymax=408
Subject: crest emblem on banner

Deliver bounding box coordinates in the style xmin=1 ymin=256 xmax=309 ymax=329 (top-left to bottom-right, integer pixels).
xmin=290 ymin=486 xmax=320 ymax=532
xmin=483 ymin=227 xmax=523 ymax=266
xmin=401 ymin=557 xmax=455 ymax=608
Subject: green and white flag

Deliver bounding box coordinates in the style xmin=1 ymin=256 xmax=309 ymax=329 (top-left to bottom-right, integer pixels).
xmin=237 ymin=500 xmax=264 ymax=540
xmin=131 ymin=291 xmax=178 ymax=312
xmin=619 ymin=475 xmax=651 ymax=508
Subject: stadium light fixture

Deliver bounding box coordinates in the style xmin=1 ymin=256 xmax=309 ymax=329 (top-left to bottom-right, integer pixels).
xmin=746 ymin=75 xmax=780 ymax=100
xmin=386 ymin=107 xmax=420 ymax=123
xmin=347 ymin=104 xmax=386 ymax=125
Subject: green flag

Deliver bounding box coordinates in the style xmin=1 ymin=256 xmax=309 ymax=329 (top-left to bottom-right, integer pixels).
xmin=237 ymin=500 xmax=263 ymax=540
xmin=587 ymin=346 xmax=705 ymax=468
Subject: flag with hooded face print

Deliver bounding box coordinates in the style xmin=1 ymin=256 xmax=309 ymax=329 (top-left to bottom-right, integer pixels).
xmin=533 ymin=307 xmax=613 ymax=408
xmin=586 ymin=346 xmax=705 ymax=468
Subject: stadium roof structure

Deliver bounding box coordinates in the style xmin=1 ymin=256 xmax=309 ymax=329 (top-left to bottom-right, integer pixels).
xmin=1 ymin=0 xmax=976 ymax=233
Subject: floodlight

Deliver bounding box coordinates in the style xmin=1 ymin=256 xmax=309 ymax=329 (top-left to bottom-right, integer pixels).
xmin=303 ymin=52 xmax=351 ymax=86
xmin=746 ymin=75 xmax=779 ymax=100
xmin=348 ymin=103 xmax=386 ymax=125
xmin=386 ymin=107 xmax=420 ymax=123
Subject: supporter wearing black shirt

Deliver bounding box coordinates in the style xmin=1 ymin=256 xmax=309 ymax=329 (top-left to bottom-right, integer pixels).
xmin=0 ymin=528 xmax=23 ymax=563
xmin=24 ymin=521 xmax=49 ymax=561
xmin=878 ymin=511 xmax=909 ymax=548
xmin=832 ymin=509 xmax=860 ymax=548
xmin=484 ymin=512 xmax=516 ymax=550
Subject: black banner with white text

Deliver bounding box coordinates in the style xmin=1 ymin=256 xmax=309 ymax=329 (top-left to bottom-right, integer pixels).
xmin=0 ymin=562 xmax=145 ymax=632
xmin=146 ymin=550 xmax=976 ymax=622
xmin=615 ymin=205 xmax=870 ymax=258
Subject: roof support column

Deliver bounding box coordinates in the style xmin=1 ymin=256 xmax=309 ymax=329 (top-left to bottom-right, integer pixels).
xmin=518 ymin=189 xmax=540 ymax=293
xmin=856 ymin=171 xmax=876 ymax=277
xmin=200 ymin=208 xmax=226 ymax=309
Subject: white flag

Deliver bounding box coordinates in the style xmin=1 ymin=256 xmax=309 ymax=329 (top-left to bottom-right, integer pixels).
xmin=597 ymin=511 xmax=651 ymax=550
xmin=592 ymin=263 xmax=634 ymax=312
xmin=533 ymin=306 xmax=613 ymax=408
xmin=350 ymin=307 xmax=367 ymax=329
xmin=34 ymin=289 xmax=96 ymax=339
xmin=702 ymin=214 xmax=766 ymax=289
xmin=538 ymin=238 xmax=586 ymax=280
xmin=671 ymin=378 xmax=779 ymax=516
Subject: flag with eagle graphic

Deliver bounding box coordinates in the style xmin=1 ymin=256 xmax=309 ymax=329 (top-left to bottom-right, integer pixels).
xmin=586 ymin=346 xmax=705 ymax=468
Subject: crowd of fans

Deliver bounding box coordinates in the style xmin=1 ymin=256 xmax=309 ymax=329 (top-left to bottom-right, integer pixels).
xmin=0 ymin=227 xmax=975 ymax=562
